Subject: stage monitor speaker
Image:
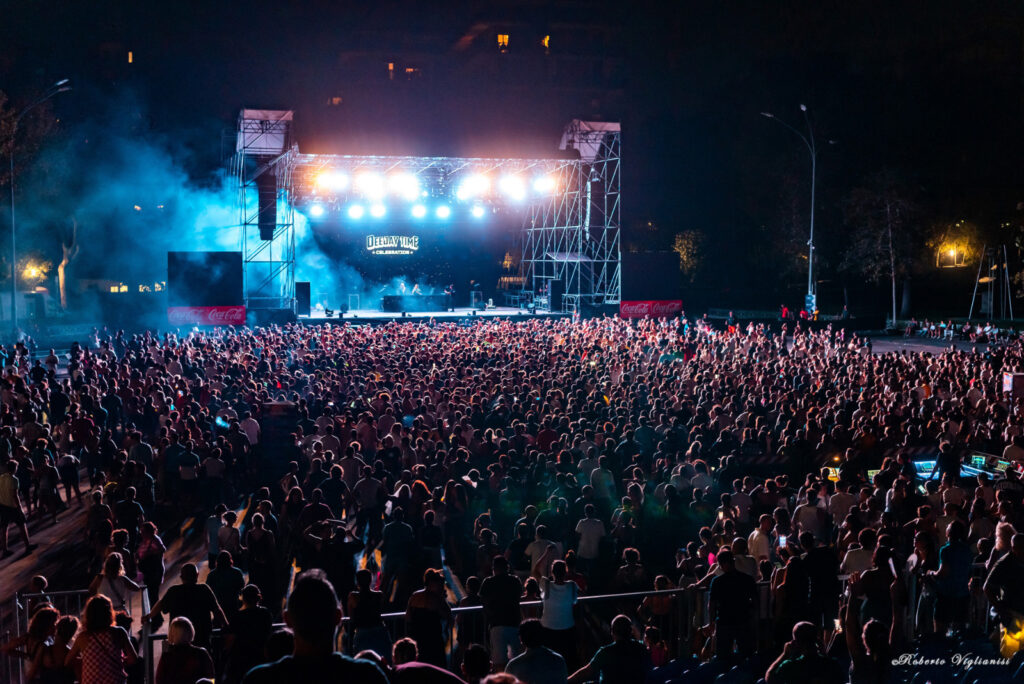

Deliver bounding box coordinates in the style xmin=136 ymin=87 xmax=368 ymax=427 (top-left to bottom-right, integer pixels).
xmin=295 ymin=282 xmax=311 ymax=317
xmin=549 ymin=280 xmax=564 ymax=312
xmin=256 ymin=171 xmax=277 ymax=240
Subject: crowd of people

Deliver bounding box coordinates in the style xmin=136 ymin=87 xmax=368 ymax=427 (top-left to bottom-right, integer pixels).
xmin=1 ymin=315 xmax=1024 ymax=683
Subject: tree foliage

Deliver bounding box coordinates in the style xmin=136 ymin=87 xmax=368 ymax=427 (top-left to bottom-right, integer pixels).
xmin=672 ymin=230 xmax=701 ymax=281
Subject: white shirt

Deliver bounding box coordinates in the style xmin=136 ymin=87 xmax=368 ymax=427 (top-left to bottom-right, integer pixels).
xmin=748 ymin=529 xmax=772 ymax=561
xmin=575 ymin=517 xmax=605 ymax=559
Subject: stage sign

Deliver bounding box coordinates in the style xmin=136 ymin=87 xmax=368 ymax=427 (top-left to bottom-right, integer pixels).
xmin=167 ymin=306 xmax=247 ymax=326
xmin=619 ymin=300 xmax=683 ymax=318
xmin=366 ymin=235 xmax=420 ymax=255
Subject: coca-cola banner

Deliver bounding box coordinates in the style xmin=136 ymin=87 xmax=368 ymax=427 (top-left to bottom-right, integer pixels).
xmin=167 ymin=306 xmax=246 ymax=326
xmin=619 ymin=300 xmax=684 ymax=319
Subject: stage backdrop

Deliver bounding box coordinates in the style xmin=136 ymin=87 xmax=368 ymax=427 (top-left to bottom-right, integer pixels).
xmin=620 ymin=251 xmax=683 ymax=318
xmin=309 ymin=216 xmax=513 ymax=308
xmin=166 ymin=251 xmax=245 ymax=325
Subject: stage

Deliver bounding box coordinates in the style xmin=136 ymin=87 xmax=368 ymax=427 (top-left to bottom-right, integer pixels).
xmin=300 ymin=306 xmax=569 ymax=325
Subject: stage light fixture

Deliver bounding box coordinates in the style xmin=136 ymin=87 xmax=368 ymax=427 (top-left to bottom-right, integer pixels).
xmin=355 ymin=172 xmax=386 ymax=200
xmin=456 ymin=174 xmax=489 ymax=201
xmin=471 ymin=205 xmax=486 ymax=218
xmin=347 ymin=204 xmax=365 ymax=219
xmin=533 ymin=175 xmax=557 ymax=194
xmin=315 ymin=171 xmax=349 ymax=192
xmin=436 ymin=205 xmax=452 ymax=219
xmin=309 ymin=203 xmax=325 ymax=218
xmin=370 ymin=203 xmax=387 ymax=218
xmin=499 ymin=175 xmax=526 ymax=201
xmin=388 ymin=173 xmax=420 ymax=200
xmin=411 ymin=204 xmax=428 ymax=218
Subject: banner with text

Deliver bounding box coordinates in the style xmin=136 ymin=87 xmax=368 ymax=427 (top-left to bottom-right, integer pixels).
xmin=619 ymin=300 xmax=683 ymax=318
xmin=167 ymin=306 xmax=247 ymax=326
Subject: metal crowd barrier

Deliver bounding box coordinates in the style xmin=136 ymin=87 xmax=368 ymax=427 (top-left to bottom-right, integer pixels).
xmin=2 ymin=587 xmax=150 ymax=684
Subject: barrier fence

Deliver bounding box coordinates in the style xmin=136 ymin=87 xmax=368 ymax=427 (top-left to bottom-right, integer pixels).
xmin=0 ymin=567 xmax=1001 ymax=684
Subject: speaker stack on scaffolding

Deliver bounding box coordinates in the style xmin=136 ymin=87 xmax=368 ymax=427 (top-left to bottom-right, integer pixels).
xmin=234 ymin=110 xmax=297 ymax=324
xmin=968 ymin=245 xmax=1014 ymax=322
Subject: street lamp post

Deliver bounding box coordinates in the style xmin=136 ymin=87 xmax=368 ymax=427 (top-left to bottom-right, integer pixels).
xmin=761 ymin=104 xmax=831 ymax=311
xmin=8 ymin=79 xmax=71 ymax=333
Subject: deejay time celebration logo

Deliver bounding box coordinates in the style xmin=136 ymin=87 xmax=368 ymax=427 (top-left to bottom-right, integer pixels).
xmin=366 ymin=235 xmax=420 ymax=255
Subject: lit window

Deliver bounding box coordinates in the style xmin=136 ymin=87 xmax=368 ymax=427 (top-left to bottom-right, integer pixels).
xmin=327 ymin=96 xmax=342 ymax=106
xmin=497 ymin=34 xmax=509 ymax=50
xmin=541 ymin=35 xmax=550 ymax=51
xmin=118 ymin=285 xmax=127 ymax=293
xmin=404 ymin=67 xmax=420 ymax=79
xmin=109 ymin=286 xmax=119 ymax=293
xmin=387 ymin=62 xmax=394 ymax=80
xmin=127 ymin=51 xmax=133 ymax=64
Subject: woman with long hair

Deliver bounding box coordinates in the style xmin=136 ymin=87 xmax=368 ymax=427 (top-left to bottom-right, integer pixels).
xmin=88 ymin=552 xmax=140 ymax=615
xmin=0 ymin=605 xmax=59 ymax=674
xmin=28 ymin=616 xmax=78 ymax=684
xmin=67 ymin=595 xmax=138 ymax=684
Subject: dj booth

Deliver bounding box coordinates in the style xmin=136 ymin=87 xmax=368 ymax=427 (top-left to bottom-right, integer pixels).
xmin=380 ymin=294 xmax=450 ymax=312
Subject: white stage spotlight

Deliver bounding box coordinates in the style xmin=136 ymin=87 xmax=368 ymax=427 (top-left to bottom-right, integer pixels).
xmin=347 ymin=204 xmax=365 ymax=219
xmin=435 ymin=205 xmax=452 ymax=219
xmin=370 ymin=203 xmax=387 ymax=218
xmin=315 ymin=171 xmax=349 ymax=192
xmin=411 ymin=204 xmax=428 ymax=218
xmin=388 ymin=173 xmax=420 ymax=200
xmin=355 ymin=172 xmax=386 ymax=200
xmin=471 ymin=205 xmax=486 ymax=218
xmin=456 ymin=174 xmax=490 ymax=201
xmin=499 ymin=175 xmax=526 ymax=201
xmin=533 ymin=175 xmax=557 ymax=194
xmin=309 ymin=203 xmax=325 ymax=217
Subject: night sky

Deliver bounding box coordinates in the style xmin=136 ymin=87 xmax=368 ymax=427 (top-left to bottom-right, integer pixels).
xmin=3 ymin=1 xmax=1024 ymax=313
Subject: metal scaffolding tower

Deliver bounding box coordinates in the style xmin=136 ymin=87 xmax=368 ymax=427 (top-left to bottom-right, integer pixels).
xmin=519 ymin=120 xmax=621 ymax=312
xmin=234 ymin=110 xmax=296 ymax=313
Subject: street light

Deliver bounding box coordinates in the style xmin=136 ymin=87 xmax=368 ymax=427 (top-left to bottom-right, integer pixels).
xmin=8 ymin=79 xmax=71 ymax=332
xmin=761 ymin=105 xmax=834 ymax=310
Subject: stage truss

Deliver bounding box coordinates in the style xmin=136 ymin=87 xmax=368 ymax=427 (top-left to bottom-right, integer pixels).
xmin=234 ymin=110 xmax=296 ymax=312
xmin=234 ymin=113 xmax=620 ymax=313
xmin=520 ymin=120 xmax=621 ymax=312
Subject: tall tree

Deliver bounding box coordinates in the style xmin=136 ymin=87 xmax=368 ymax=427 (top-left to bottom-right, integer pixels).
xmin=841 ymin=170 xmax=918 ymax=324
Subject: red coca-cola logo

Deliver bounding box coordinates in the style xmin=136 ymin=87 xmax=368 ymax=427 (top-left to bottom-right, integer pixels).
xmin=620 ymin=301 xmax=652 ymax=317
xmin=619 ymin=300 xmax=682 ymax=318
xmin=167 ymin=306 xmax=246 ymax=326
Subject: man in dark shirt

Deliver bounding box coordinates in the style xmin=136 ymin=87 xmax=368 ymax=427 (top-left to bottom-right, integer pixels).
xmin=708 ymin=549 xmax=758 ymax=661
xmin=799 ymin=532 xmax=840 ymax=638
xmin=479 ymin=555 xmax=523 ymax=668
xmin=145 ymin=563 xmax=228 ymax=648
xmin=984 ymin=533 xmax=1024 ymax=629
xmin=242 ymin=569 xmax=388 ymax=683
xmin=569 ymin=614 xmax=647 ymax=684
